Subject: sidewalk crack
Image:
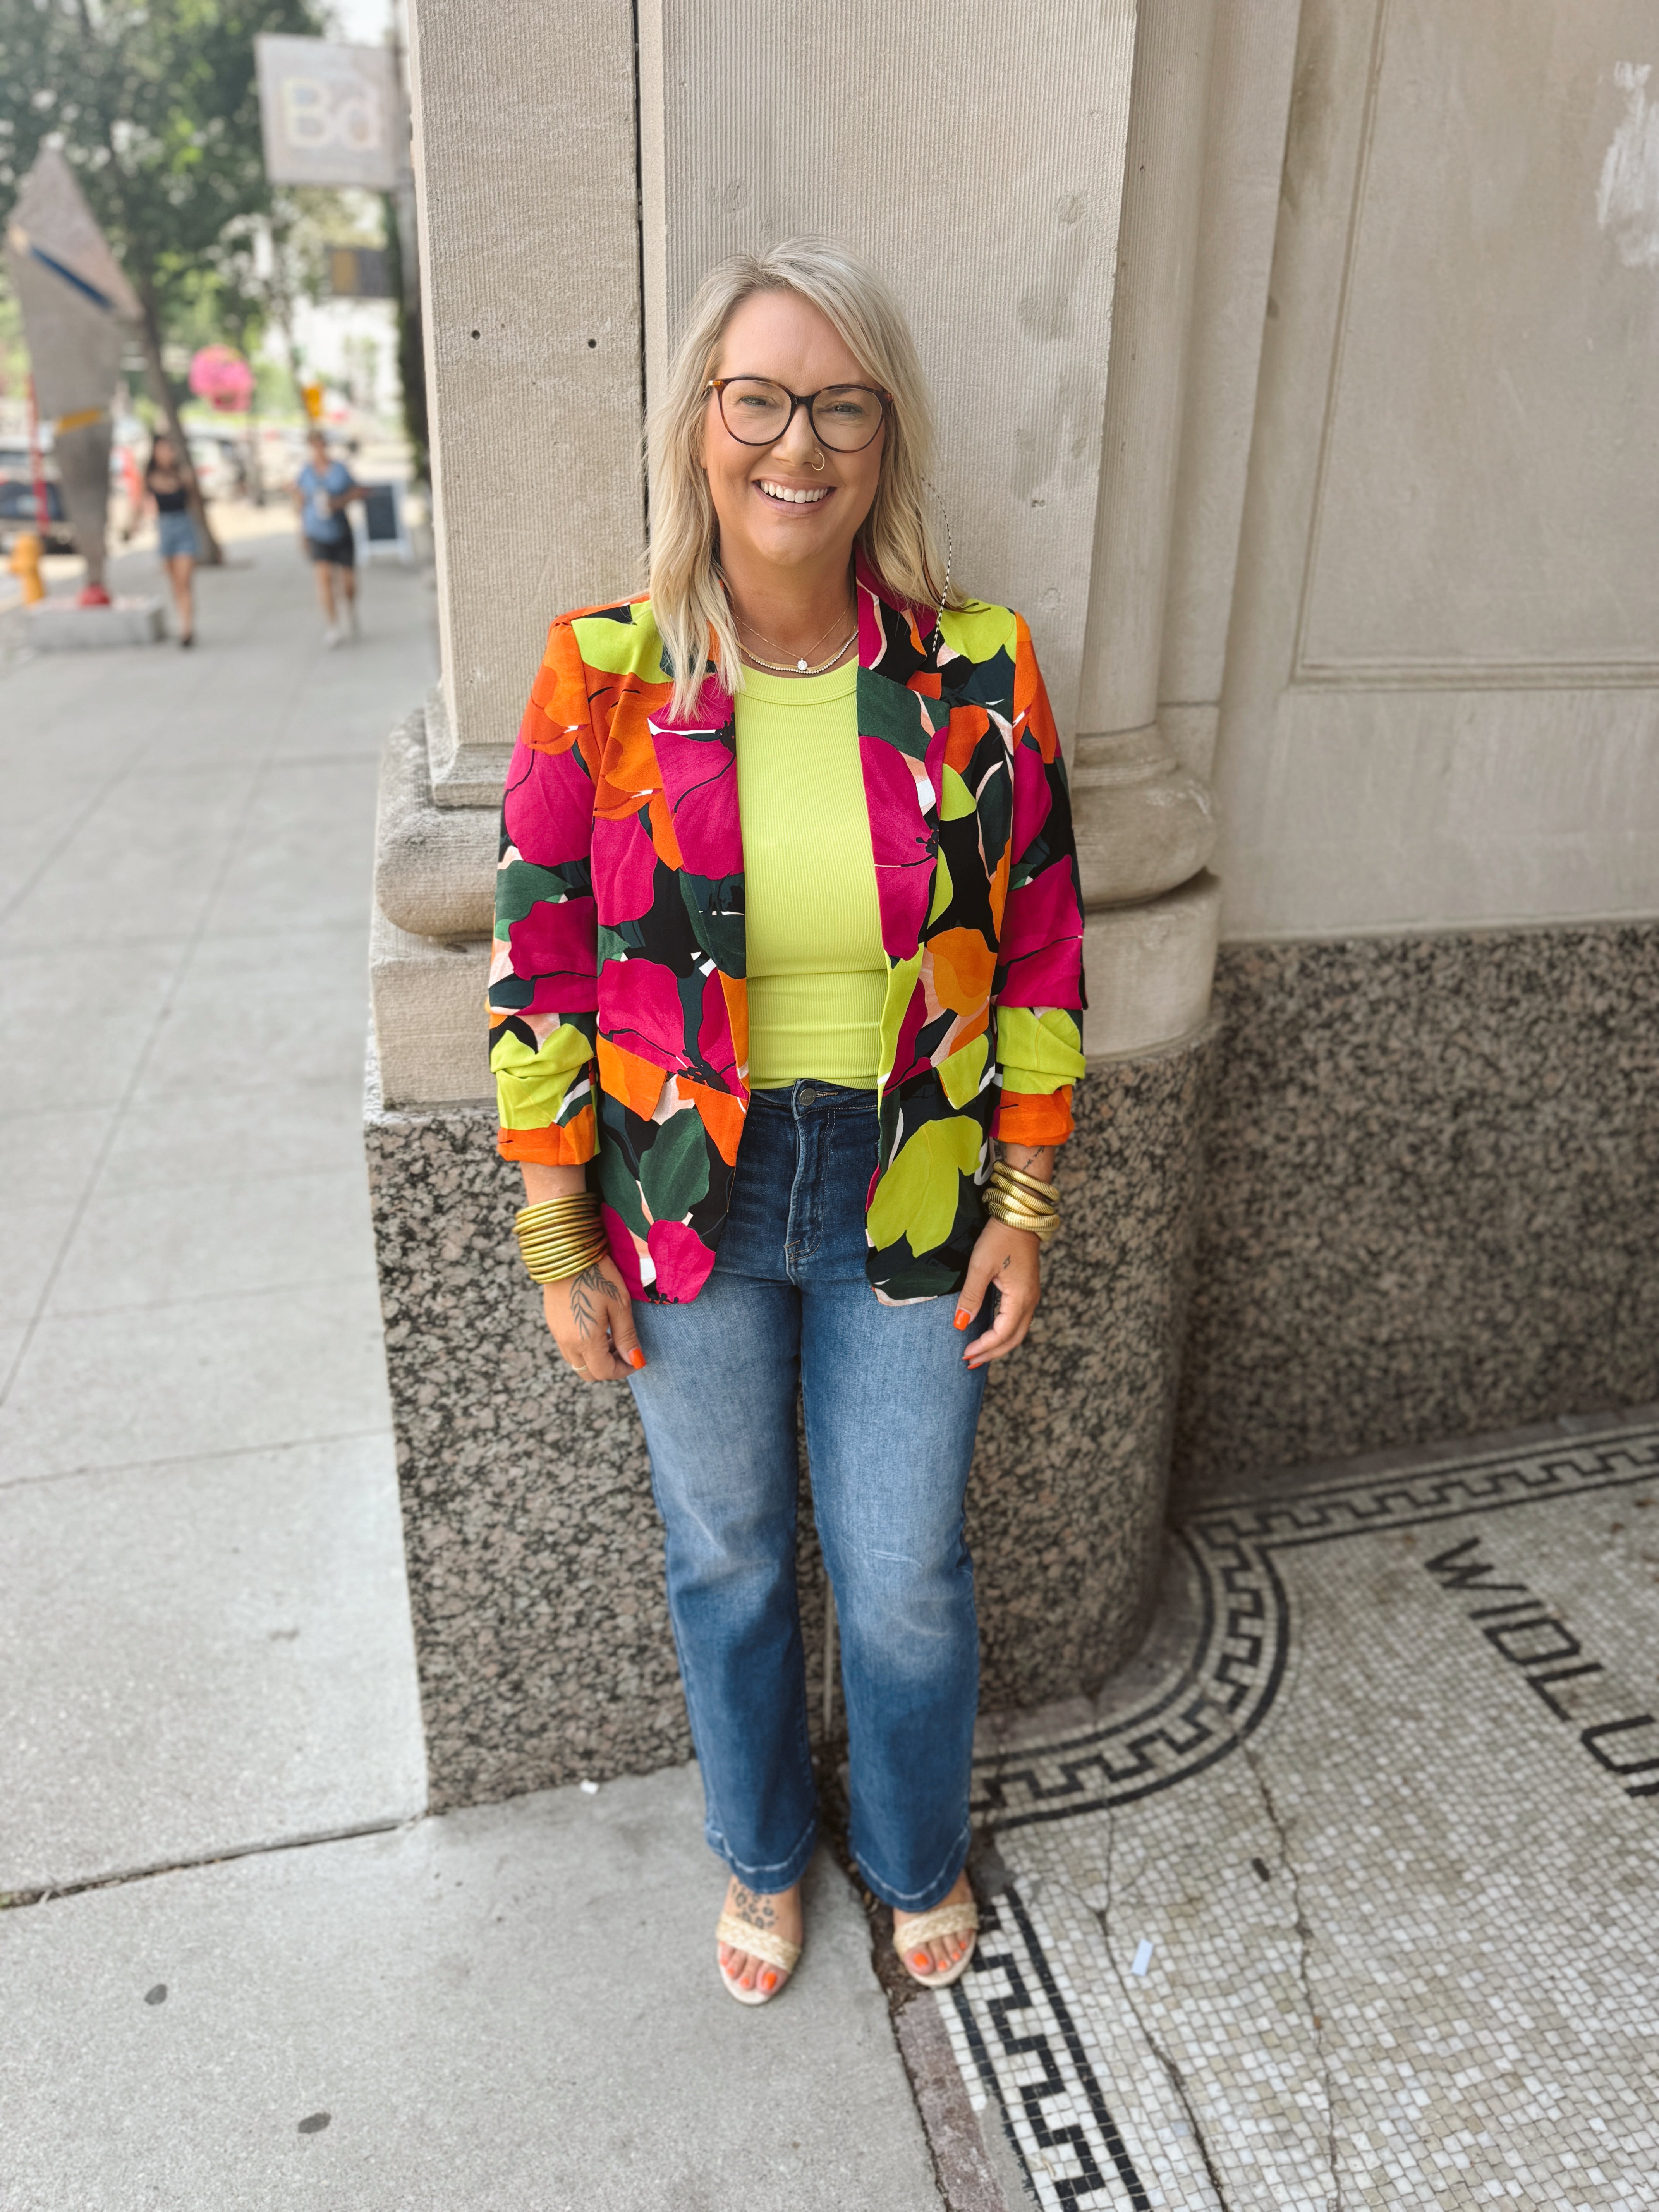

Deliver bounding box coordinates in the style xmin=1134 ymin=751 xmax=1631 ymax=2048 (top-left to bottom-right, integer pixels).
xmin=1236 ymin=1730 xmax=1343 ymax=2212
xmin=1093 ymin=1812 xmax=1230 ymax=2211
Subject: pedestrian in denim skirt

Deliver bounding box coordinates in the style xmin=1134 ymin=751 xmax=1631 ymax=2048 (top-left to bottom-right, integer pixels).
xmin=141 ymin=434 xmax=198 ymax=647
xmin=489 ymin=239 xmax=1086 ymax=2005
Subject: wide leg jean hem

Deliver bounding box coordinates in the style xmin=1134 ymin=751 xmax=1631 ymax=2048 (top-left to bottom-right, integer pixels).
xmin=704 ymin=1800 xmax=820 ymax=1894
xmin=854 ymin=1814 xmax=973 ymax=1915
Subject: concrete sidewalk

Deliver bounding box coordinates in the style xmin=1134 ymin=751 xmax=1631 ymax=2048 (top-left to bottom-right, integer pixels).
xmin=2 ymin=514 xmax=430 ymax=1891
xmin=0 ymin=521 xmax=946 ymax=2212
xmin=5 ymin=1772 xmax=939 ymax=2212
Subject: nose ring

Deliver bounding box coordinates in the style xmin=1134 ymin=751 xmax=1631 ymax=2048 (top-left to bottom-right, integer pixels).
xmin=810 ymin=448 xmax=825 ymax=472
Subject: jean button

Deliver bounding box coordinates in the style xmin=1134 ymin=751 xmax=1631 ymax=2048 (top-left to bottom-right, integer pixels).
xmin=797 ymin=1085 xmax=818 ymax=1106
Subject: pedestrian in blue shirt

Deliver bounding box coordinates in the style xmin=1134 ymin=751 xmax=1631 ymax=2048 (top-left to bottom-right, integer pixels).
xmin=292 ymin=430 xmax=365 ymax=647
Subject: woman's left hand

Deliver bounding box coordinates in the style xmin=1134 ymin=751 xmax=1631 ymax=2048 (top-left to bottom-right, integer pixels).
xmin=954 ymin=1218 xmax=1042 ymax=1368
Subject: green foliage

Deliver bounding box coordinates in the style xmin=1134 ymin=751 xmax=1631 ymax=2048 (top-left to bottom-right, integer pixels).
xmin=0 ymin=263 xmax=27 ymax=407
xmin=0 ymin=0 xmax=328 ymax=349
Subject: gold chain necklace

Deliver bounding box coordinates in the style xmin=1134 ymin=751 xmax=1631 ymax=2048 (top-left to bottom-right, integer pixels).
xmin=741 ymin=627 xmax=859 ymax=677
xmin=721 ymin=570 xmax=856 ymax=673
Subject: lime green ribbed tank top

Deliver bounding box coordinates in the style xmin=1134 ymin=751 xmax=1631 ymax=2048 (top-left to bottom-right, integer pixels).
xmin=733 ymin=658 xmax=886 ymax=1091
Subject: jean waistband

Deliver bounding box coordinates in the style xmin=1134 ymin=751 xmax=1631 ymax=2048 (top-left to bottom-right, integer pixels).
xmin=749 ymin=1079 xmax=878 ymax=1117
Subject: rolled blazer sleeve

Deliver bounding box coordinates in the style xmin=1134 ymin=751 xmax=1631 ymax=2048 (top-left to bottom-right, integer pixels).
xmin=489 ymin=619 xmax=603 ymax=1167
xmin=990 ymin=617 xmax=1086 ymax=1147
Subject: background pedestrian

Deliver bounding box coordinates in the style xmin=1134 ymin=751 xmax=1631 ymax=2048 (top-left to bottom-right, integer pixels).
xmin=293 ymin=428 xmax=364 ymax=647
xmin=140 ymin=433 xmax=197 ymax=646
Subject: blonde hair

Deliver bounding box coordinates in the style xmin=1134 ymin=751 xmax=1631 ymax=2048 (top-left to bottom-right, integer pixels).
xmin=648 ymin=236 xmax=960 ymax=720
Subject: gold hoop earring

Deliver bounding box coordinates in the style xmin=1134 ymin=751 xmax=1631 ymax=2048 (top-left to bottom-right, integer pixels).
xmin=810 ymin=449 xmax=825 ymax=472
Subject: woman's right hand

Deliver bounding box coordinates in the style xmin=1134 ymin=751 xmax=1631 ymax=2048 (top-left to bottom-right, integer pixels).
xmin=543 ymin=1255 xmax=645 ymax=1382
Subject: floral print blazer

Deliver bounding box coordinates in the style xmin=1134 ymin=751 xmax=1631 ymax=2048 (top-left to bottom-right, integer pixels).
xmin=489 ymin=556 xmax=1087 ymax=1305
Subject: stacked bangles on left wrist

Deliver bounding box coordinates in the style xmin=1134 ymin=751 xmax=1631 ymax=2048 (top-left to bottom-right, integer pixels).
xmin=514 ymin=1193 xmax=610 ymax=1283
xmin=982 ymin=1159 xmax=1061 ymax=1244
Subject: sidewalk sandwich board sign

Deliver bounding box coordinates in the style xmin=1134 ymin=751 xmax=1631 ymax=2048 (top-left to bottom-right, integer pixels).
xmin=354 ymin=482 xmax=412 ymax=565
xmin=256 ymin=36 xmax=400 ymax=192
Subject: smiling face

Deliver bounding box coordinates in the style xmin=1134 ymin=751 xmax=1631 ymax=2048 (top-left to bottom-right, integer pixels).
xmin=700 ymin=288 xmax=886 ymax=585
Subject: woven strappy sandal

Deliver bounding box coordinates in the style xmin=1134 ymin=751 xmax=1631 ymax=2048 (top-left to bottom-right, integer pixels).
xmin=716 ymin=1913 xmax=801 ymax=2007
xmin=895 ymin=1898 xmax=980 ymax=1989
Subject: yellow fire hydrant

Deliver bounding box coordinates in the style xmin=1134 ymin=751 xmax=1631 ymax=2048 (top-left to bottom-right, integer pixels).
xmin=8 ymin=531 xmax=45 ymax=606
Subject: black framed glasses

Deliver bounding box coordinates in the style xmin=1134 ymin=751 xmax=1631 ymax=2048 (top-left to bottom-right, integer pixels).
xmin=707 ymin=377 xmax=890 ymax=452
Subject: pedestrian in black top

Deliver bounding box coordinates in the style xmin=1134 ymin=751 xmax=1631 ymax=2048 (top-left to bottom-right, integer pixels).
xmin=142 ymin=435 xmax=198 ymax=647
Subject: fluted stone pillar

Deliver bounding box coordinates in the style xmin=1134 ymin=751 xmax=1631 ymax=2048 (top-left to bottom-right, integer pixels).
xmin=976 ymin=0 xmax=1301 ymax=1707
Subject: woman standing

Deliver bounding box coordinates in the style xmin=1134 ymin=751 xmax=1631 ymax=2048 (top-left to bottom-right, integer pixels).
xmin=489 ymin=240 xmax=1085 ymax=2005
xmin=142 ymin=434 xmax=197 ymax=647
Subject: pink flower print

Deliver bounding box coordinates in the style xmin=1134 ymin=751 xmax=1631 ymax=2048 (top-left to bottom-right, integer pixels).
xmin=999 ymin=858 xmax=1084 ymax=1003
xmin=860 ymin=736 xmax=934 ymax=958
xmin=503 ymin=740 xmax=594 ymax=871
xmin=591 ymin=810 xmax=658 ymax=923
xmin=649 ymin=724 xmax=743 ymax=880
xmin=647 ymin=1218 xmax=718 ymax=1302
xmin=600 ymin=957 xmax=689 ymax=1070
xmin=507 ymin=896 xmax=598 ymax=1014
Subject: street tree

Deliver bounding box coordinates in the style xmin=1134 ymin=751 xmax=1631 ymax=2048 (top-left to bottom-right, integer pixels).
xmin=0 ymin=0 xmax=326 ymax=560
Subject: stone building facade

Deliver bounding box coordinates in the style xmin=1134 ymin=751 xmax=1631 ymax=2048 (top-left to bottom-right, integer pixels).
xmin=369 ymin=0 xmax=1659 ymax=1807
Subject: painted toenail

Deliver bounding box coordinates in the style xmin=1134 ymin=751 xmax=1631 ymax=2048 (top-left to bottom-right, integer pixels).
xmin=761 ymin=1971 xmax=776 ymax=1990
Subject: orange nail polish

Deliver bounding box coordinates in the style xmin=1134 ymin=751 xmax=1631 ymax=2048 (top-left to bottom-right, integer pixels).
xmin=628 ymin=1348 xmax=646 ymax=1370
xmin=953 ymin=1309 xmax=971 ymax=1331
xmin=761 ymin=1970 xmax=776 ymax=1990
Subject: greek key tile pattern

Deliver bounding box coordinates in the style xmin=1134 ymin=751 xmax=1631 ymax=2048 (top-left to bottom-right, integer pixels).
xmin=948 ymin=1420 xmax=1659 ymax=2209
xmin=972 ymin=1425 xmax=1659 ymax=1831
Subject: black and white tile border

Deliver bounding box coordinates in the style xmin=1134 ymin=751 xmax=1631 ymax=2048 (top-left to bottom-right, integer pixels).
xmin=950 ymin=1418 xmax=1659 ymax=2209
xmin=971 ymin=1420 xmax=1659 ymax=1832
xmin=943 ymin=1886 xmax=1151 ymax=2211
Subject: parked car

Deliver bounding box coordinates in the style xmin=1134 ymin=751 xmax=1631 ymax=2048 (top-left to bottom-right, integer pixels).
xmin=0 ymin=443 xmax=74 ymax=553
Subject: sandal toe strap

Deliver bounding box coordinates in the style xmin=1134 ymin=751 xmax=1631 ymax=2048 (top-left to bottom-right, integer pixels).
xmin=895 ymin=1900 xmax=980 ymax=1949
xmin=716 ymin=1913 xmax=800 ymax=1973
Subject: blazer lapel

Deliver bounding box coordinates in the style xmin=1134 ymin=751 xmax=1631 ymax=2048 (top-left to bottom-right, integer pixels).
xmin=854 ymin=556 xmax=947 ymax=1093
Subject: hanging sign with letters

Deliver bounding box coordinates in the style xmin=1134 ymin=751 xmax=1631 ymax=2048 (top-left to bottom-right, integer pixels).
xmin=255 ymin=36 xmax=401 ymax=192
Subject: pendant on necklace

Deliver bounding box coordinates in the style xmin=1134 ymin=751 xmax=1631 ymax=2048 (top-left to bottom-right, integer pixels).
xmin=796 ymin=657 xmax=809 ymax=672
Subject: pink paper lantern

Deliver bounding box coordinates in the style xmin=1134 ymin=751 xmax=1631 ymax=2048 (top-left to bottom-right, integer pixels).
xmin=188 ymin=345 xmax=255 ymax=414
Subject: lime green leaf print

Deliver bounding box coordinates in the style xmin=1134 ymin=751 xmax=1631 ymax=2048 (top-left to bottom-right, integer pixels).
xmin=876 ymin=948 xmax=925 ymax=1086
xmin=939 ymin=765 xmax=976 ymax=821
xmin=491 ymin=1023 xmax=594 ymax=1128
xmin=928 ymin=847 xmax=955 ymax=926
xmin=638 ymin=1107 xmax=711 ymax=1224
xmin=937 ymin=600 xmax=1017 ymax=664
xmin=866 ymin=1115 xmax=982 ymax=1256
xmin=938 ymin=1034 xmax=989 ymax=1108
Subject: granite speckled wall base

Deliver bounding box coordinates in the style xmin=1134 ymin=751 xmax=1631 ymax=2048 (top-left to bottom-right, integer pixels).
xmin=366 ymin=1026 xmax=1219 ymax=1808
xmin=365 ymin=1092 xmax=688 ymax=1809
xmin=971 ymin=1023 xmax=1219 ymax=1712
xmin=1174 ymin=923 xmax=1659 ymax=1499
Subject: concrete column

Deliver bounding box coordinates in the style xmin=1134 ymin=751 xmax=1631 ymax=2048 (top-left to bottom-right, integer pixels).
xmin=407 ymin=0 xmax=646 ymax=784
xmin=995 ymin=0 xmax=1300 ymax=1694
xmin=1072 ymin=0 xmax=1221 ymax=1053
xmin=1069 ymin=0 xmax=1299 ymax=1058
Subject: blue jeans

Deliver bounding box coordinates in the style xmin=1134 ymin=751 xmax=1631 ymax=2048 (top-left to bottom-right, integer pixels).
xmin=629 ymin=1079 xmax=987 ymax=1911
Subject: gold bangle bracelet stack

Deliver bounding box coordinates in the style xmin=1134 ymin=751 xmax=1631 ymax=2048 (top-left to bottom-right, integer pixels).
xmin=982 ymin=1160 xmax=1061 ymax=1245
xmin=514 ymin=1194 xmax=610 ymax=1284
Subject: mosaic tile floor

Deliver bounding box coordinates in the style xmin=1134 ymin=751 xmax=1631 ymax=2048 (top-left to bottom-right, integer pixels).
xmin=941 ymin=1419 xmax=1659 ymax=2209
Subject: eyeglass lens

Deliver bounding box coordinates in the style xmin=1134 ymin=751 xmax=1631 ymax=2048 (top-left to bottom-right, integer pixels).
xmin=718 ymin=379 xmax=885 ymax=451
